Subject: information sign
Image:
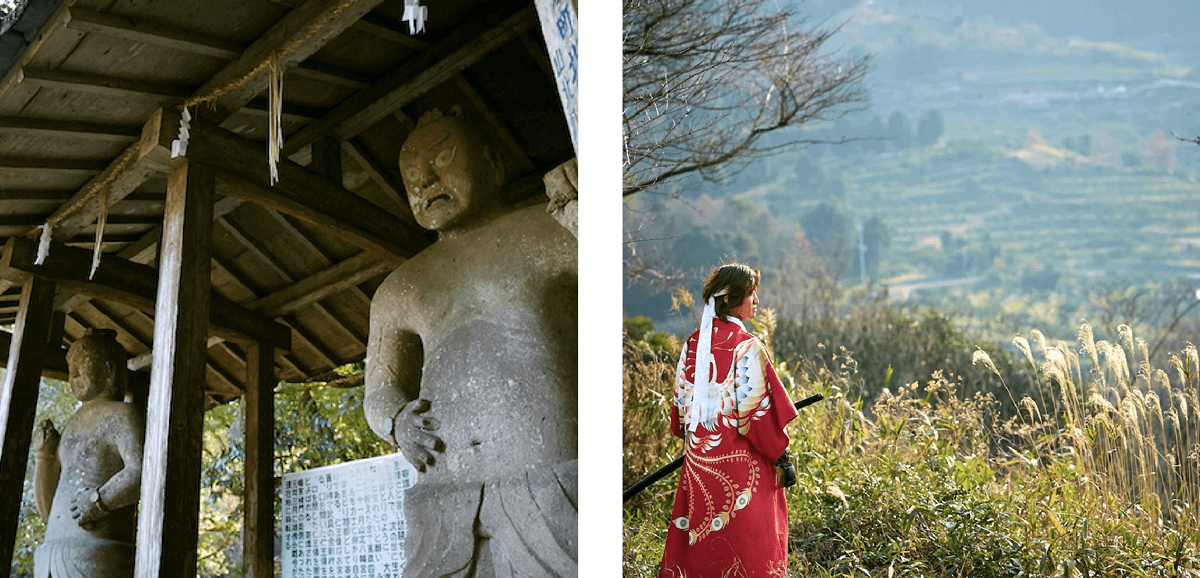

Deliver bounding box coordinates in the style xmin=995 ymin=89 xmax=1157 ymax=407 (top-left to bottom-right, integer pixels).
xmin=281 ymin=453 xmax=419 ymax=577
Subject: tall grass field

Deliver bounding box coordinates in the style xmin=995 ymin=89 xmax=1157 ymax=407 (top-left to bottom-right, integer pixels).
xmin=623 ymin=314 xmax=1200 ymax=577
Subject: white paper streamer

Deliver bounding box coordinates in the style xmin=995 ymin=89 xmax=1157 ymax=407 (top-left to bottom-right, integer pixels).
xmin=267 ymin=56 xmax=284 ymax=186
xmin=34 ymin=223 xmax=52 ymax=265
xmin=402 ymin=0 xmax=427 ymax=34
xmin=170 ymin=107 xmax=192 ymax=158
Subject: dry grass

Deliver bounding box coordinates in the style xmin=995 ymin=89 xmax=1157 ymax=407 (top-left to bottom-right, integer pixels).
xmin=624 ymin=314 xmax=1200 ymax=577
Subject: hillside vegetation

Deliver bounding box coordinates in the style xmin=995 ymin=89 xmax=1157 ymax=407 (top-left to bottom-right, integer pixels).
xmin=623 ymin=310 xmax=1200 ymax=576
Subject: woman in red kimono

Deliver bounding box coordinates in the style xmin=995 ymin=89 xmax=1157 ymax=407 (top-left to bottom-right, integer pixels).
xmin=659 ymin=264 xmax=799 ymax=578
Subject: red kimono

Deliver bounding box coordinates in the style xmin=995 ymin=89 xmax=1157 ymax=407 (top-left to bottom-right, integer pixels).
xmin=659 ymin=318 xmax=798 ymax=578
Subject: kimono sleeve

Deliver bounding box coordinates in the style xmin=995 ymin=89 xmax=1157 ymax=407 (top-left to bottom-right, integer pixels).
xmin=733 ymin=339 xmax=798 ymax=461
xmin=668 ymin=333 xmax=697 ymax=439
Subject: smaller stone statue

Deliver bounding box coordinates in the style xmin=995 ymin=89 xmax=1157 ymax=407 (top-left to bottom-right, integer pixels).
xmin=32 ymin=328 xmax=144 ymax=578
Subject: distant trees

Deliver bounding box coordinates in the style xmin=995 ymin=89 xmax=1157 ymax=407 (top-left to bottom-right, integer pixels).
xmin=915 ymin=109 xmax=945 ymax=146
xmin=887 ymin=111 xmax=912 ymax=149
xmin=1140 ymin=130 xmax=1178 ymax=171
xmin=622 ymin=0 xmax=871 ymax=196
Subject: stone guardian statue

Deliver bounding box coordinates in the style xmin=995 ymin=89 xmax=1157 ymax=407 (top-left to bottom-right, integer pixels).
xmin=365 ymin=108 xmax=578 ymax=578
xmin=32 ymin=328 xmax=144 ymax=578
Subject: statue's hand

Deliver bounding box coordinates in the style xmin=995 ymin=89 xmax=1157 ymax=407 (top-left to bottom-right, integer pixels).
xmin=33 ymin=420 xmax=59 ymax=457
xmin=70 ymin=487 xmax=108 ymax=528
xmin=391 ymin=398 xmax=443 ymax=473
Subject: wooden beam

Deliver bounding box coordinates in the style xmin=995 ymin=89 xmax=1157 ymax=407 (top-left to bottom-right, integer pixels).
xmin=0 ymin=329 xmax=68 ymax=382
xmin=0 ymin=277 xmax=55 ymax=578
xmin=243 ymin=343 xmax=275 ymax=578
xmin=240 ymin=100 xmax=320 ymax=123
xmin=19 ymin=67 xmax=190 ymax=103
xmin=341 ymin=138 xmax=419 ymax=227
xmin=135 ymin=160 xmax=213 ymax=577
xmin=65 ymin=7 xmax=244 ymax=60
xmin=0 ymin=237 xmax=291 ymax=350
xmin=452 ymin=74 xmax=536 ymax=175
xmin=351 ymin=13 xmax=428 ymax=51
xmin=188 ymin=0 xmax=387 ymax=123
xmin=0 ymin=0 xmax=74 ymax=103
xmin=0 ymin=116 xmax=140 ymax=142
xmin=188 ymin=116 xmax=428 ymax=260
xmin=292 ymin=62 xmax=372 ymax=90
xmin=0 ymin=214 xmax=160 ymax=227
xmin=283 ymin=3 xmax=538 ymax=154
xmin=251 ymin=252 xmax=393 ymax=318
xmin=208 ymin=257 xmax=325 ymax=377
xmin=0 ymin=157 xmax=107 ymax=172
xmin=36 ymin=107 xmax=187 ymax=242
xmin=0 ymin=190 xmax=74 ymax=201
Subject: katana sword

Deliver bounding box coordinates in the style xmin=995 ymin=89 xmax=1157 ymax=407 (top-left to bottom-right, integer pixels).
xmin=622 ymin=393 xmax=825 ymax=502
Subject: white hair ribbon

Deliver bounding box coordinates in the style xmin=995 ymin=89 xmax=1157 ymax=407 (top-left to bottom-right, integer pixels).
xmin=686 ymin=289 xmax=727 ymax=432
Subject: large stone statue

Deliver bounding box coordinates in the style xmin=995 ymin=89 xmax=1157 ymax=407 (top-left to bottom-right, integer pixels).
xmin=365 ymin=108 xmax=577 ymax=578
xmin=32 ymin=328 xmax=144 ymax=578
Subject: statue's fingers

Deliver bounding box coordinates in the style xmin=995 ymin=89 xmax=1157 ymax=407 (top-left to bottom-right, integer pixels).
xmin=410 ymin=414 xmax=440 ymax=431
xmin=408 ymin=399 xmax=432 ymax=415
xmin=412 ymin=430 xmax=443 ymax=451
xmin=403 ymin=445 xmax=432 ymax=472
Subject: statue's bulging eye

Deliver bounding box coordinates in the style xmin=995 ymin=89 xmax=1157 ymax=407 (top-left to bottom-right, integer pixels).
xmin=405 ymin=167 xmax=421 ymax=182
xmin=434 ymin=146 xmax=457 ymax=167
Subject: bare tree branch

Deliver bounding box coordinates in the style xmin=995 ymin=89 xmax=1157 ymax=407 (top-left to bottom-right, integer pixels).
xmin=623 ymin=0 xmax=871 ymax=196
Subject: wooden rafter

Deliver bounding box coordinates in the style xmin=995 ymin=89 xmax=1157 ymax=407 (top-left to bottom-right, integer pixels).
xmin=19 ymin=67 xmax=191 ymax=103
xmin=283 ymin=3 xmax=539 ymax=154
xmin=64 ymin=7 xmax=244 ymax=60
xmin=0 ymin=157 xmax=107 ymax=172
xmin=210 ymin=255 xmax=332 ymax=375
xmin=0 ymin=117 xmax=141 ymax=142
xmin=0 ymin=237 xmax=291 ymax=350
xmin=452 ymin=74 xmax=535 ymax=175
xmin=187 ymin=0 xmax=387 ymax=123
xmin=32 ymin=108 xmax=186 ymax=242
xmin=340 ymin=138 xmax=418 ymax=227
xmin=216 ymin=216 xmax=367 ymax=348
xmin=189 ymin=116 xmax=428 ymax=260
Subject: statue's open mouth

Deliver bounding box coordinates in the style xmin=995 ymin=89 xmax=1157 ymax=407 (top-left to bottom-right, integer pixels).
xmin=425 ymin=193 xmax=451 ymax=210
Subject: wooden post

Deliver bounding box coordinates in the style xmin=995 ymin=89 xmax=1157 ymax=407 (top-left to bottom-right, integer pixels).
xmin=134 ymin=160 xmax=214 ymax=578
xmin=0 ymin=277 xmax=56 ymax=578
xmin=243 ymin=343 xmax=275 ymax=578
xmin=311 ymin=137 xmax=342 ymax=184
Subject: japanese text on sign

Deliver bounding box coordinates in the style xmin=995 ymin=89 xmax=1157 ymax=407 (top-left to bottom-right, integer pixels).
xmin=281 ymin=453 xmax=419 ymax=578
xmin=536 ymin=0 xmax=578 ymax=153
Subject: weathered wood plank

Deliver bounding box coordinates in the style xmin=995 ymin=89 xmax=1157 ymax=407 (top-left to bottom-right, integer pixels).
xmin=0 ymin=328 xmax=67 ymax=382
xmin=189 ymin=0 xmax=386 ymax=123
xmin=188 ymin=116 xmax=428 ymax=260
xmin=0 ymin=277 xmax=55 ymax=578
xmin=0 ymin=237 xmax=291 ymax=350
xmin=292 ymin=62 xmax=372 ymax=90
xmin=20 ymin=67 xmax=190 ymax=102
xmin=0 ymin=116 xmax=140 ymax=142
xmin=341 ymin=138 xmax=419 ymax=227
xmin=351 ymin=13 xmax=428 ymax=50
xmin=134 ymin=160 xmax=213 ymax=577
xmin=0 ymin=0 xmax=75 ymax=104
xmin=37 ymin=107 xmax=187 ymax=242
xmin=252 ymin=251 xmax=394 ymax=318
xmin=243 ymin=343 xmax=275 ymax=578
xmin=65 ymin=7 xmax=244 ymax=60
xmin=0 ymin=157 xmax=107 ymax=172
xmin=0 ymin=190 xmax=74 ymax=201
xmin=283 ymin=3 xmax=538 ymax=154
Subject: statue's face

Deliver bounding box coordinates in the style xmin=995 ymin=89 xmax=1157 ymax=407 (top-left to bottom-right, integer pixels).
xmin=398 ymin=119 xmax=501 ymax=231
xmin=67 ymin=356 xmax=118 ymax=402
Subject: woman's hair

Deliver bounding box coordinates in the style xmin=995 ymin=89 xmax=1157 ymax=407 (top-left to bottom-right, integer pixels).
xmin=702 ymin=263 xmax=760 ymax=320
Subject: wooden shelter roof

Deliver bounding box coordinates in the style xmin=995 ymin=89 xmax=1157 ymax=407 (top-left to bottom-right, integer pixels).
xmin=0 ymin=0 xmax=574 ymax=406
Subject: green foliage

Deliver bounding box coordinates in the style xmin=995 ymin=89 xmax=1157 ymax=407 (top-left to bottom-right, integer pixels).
xmin=196 ymin=371 xmax=391 ymax=574
xmin=623 ymin=314 xmax=1200 ymax=577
